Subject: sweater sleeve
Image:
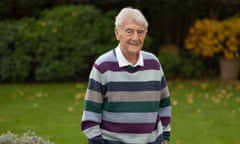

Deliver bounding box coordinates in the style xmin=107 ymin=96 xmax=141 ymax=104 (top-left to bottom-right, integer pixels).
xmin=159 ymin=76 xmax=171 ymax=141
xmin=81 ymin=66 xmax=105 ymax=142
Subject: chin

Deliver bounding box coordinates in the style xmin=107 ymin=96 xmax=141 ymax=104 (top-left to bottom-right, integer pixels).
xmin=128 ymin=47 xmax=141 ymax=54
xmin=130 ymin=45 xmax=142 ymax=50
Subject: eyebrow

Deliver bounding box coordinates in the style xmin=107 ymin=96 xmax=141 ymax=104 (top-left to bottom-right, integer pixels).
xmin=125 ymin=28 xmax=145 ymax=32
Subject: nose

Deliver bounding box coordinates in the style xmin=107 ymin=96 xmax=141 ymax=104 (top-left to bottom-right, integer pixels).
xmin=132 ymin=31 xmax=139 ymax=40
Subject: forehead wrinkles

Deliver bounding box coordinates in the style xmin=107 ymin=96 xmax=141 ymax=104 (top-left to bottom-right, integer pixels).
xmin=121 ymin=19 xmax=145 ymax=31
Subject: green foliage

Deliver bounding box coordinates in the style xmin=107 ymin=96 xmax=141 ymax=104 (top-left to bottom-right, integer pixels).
xmin=0 ymin=21 xmax=31 ymax=82
xmin=178 ymin=50 xmax=204 ymax=78
xmin=0 ymin=130 xmax=53 ymax=144
xmin=158 ymin=49 xmax=204 ymax=79
xmin=158 ymin=49 xmax=180 ymax=79
xmin=30 ymin=5 xmax=116 ymax=82
xmin=0 ymin=5 xmax=118 ymax=82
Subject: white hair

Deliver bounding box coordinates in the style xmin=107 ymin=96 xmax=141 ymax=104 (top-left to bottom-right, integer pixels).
xmin=115 ymin=7 xmax=148 ymax=31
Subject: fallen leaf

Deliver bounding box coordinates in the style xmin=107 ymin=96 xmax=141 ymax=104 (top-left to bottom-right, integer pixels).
xmin=33 ymin=103 xmax=39 ymax=108
xmin=36 ymin=92 xmax=42 ymax=98
xmin=68 ymin=106 xmax=74 ymax=112
xmin=176 ymin=84 xmax=184 ymax=89
xmin=211 ymin=97 xmax=221 ymax=104
xmin=19 ymin=90 xmax=24 ymax=96
xmin=235 ymin=97 xmax=240 ymax=102
xmin=75 ymin=92 xmax=85 ymax=99
xmin=236 ymin=84 xmax=240 ymax=90
xmin=187 ymin=94 xmax=194 ymax=104
xmin=172 ymin=100 xmax=178 ymax=106
xmin=76 ymin=83 xmax=83 ymax=89
xmin=204 ymin=94 xmax=209 ymax=99
xmin=235 ymin=140 xmax=240 ymax=144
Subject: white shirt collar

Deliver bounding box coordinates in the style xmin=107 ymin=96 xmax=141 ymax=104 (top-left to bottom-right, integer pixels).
xmin=115 ymin=45 xmax=144 ymax=67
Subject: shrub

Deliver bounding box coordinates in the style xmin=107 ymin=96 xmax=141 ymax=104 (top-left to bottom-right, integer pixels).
xmin=158 ymin=49 xmax=180 ymax=79
xmin=0 ymin=5 xmax=153 ymax=82
xmin=178 ymin=50 xmax=204 ymax=79
xmin=0 ymin=21 xmax=31 ymax=82
xmin=158 ymin=49 xmax=204 ymax=79
xmin=17 ymin=5 xmax=117 ymax=82
xmin=0 ymin=130 xmax=53 ymax=144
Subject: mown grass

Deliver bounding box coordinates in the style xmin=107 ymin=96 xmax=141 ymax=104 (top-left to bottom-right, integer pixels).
xmin=0 ymin=80 xmax=240 ymax=144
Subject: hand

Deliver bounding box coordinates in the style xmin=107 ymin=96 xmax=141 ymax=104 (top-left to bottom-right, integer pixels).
xmin=161 ymin=140 xmax=169 ymax=144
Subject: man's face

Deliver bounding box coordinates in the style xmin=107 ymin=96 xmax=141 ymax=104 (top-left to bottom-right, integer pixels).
xmin=115 ymin=19 xmax=147 ymax=55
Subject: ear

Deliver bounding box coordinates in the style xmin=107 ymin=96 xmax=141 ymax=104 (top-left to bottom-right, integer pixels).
xmin=114 ymin=28 xmax=120 ymax=41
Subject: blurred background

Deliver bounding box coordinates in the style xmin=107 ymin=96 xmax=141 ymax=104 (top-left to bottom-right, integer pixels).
xmin=1 ymin=1 xmax=240 ymax=143
xmin=0 ymin=0 xmax=240 ymax=82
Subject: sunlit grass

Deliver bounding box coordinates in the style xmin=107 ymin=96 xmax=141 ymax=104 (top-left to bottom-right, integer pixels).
xmin=169 ymin=79 xmax=240 ymax=144
xmin=0 ymin=80 xmax=240 ymax=144
xmin=0 ymin=83 xmax=88 ymax=144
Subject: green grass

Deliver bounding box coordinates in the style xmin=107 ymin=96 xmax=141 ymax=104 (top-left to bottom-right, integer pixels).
xmin=0 ymin=83 xmax=88 ymax=143
xmin=0 ymin=80 xmax=240 ymax=144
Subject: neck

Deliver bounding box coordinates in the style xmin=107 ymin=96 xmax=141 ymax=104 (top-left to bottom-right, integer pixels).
xmin=122 ymin=51 xmax=139 ymax=65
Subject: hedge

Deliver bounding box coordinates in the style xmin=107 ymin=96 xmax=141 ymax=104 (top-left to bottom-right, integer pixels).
xmin=0 ymin=5 xmax=118 ymax=82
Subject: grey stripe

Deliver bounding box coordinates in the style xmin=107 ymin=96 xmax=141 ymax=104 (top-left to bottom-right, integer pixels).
xmin=161 ymin=87 xmax=170 ymax=98
xmin=159 ymin=106 xmax=171 ymax=117
xmin=102 ymin=111 xmax=158 ymax=123
xmin=106 ymin=91 xmax=161 ymax=102
xmin=85 ymin=90 xmax=103 ymax=103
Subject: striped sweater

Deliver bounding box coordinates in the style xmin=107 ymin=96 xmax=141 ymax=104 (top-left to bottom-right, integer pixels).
xmin=81 ymin=49 xmax=171 ymax=144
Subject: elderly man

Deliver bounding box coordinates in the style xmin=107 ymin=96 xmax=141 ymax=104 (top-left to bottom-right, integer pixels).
xmin=81 ymin=7 xmax=171 ymax=144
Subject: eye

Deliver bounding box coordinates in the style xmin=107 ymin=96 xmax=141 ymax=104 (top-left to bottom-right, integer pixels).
xmin=125 ymin=29 xmax=133 ymax=35
xmin=137 ymin=30 xmax=145 ymax=35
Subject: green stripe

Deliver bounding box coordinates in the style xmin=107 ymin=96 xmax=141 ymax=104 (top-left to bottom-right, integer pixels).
xmin=159 ymin=97 xmax=171 ymax=108
xmin=84 ymin=100 xmax=102 ymax=113
xmin=103 ymin=101 xmax=159 ymax=112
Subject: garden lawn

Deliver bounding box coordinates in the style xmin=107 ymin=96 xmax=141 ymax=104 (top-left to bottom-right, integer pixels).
xmin=0 ymin=80 xmax=240 ymax=144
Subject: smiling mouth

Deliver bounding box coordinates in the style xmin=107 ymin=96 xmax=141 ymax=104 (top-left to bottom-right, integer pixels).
xmin=129 ymin=41 xmax=141 ymax=46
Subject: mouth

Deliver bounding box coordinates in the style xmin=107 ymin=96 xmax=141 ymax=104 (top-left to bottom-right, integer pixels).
xmin=128 ymin=41 xmax=141 ymax=46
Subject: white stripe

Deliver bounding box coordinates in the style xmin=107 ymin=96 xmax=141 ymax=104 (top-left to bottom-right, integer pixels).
xmin=83 ymin=125 xmax=101 ymax=139
xmin=94 ymin=50 xmax=117 ymax=65
xmin=82 ymin=111 xmax=102 ymax=122
xmin=90 ymin=67 xmax=163 ymax=85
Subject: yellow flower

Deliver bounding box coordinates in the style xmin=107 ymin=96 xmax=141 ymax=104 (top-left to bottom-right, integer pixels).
xmin=223 ymin=49 xmax=235 ymax=60
xmin=185 ymin=17 xmax=240 ymax=60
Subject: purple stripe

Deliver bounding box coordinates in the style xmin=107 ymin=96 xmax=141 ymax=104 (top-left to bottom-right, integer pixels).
xmin=101 ymin=120 xmax=157 ymax=133
xmin=81 ymin=121 xmax=99 ymax=130
xmin=160 ymin=117 xmax=171 ymax=126
xmin=95 ymin=59 xmax=160 ymax=73
xmin=94 ymin=62 xmax=119 ymax=73
xmin=142 ymin=59 xmax=160 ymax=70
